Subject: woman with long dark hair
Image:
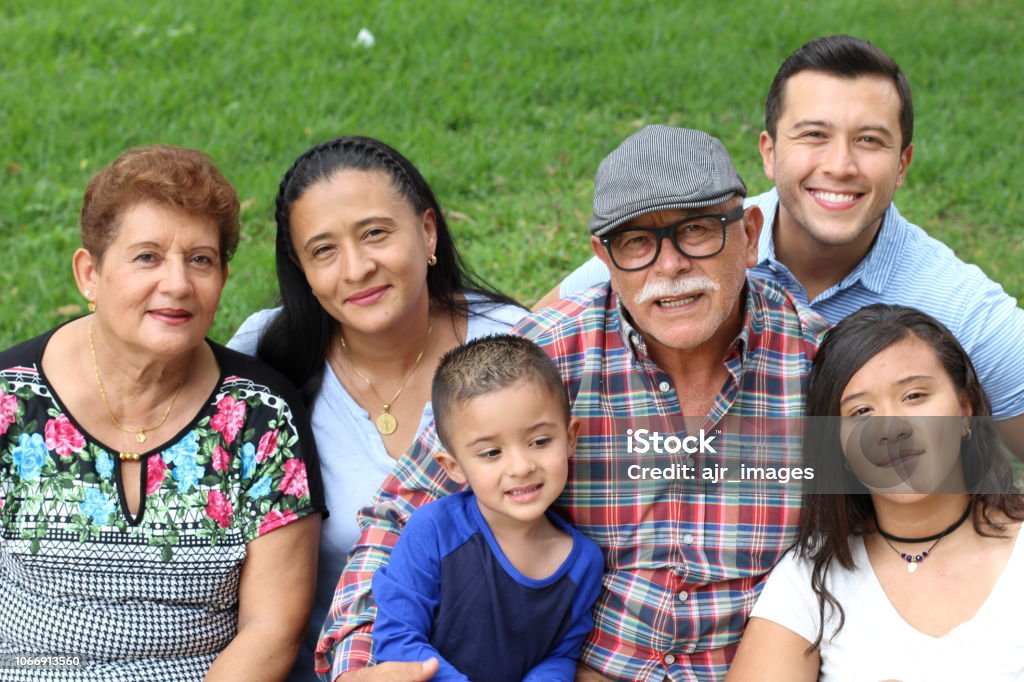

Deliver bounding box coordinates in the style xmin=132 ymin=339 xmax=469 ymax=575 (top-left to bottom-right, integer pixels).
xmin=727 ymin=304 xmax=1024 ymax=681
xmin=228 ymin=135 xmax=525 ymax=681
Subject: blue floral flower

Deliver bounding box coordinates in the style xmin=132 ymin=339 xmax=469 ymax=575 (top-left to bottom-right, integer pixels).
xmin=79 ymin=487 xmax=116 ymax=526
xmin=12 ymin=432 xmax=48 ymax=481
xmin=248 ymin=475 xmax=272 ymax=499
xmin=171 ymin=454 xmax=205 ymax=493
xmin=241 ymin=442 xmax=256 ymax=480
xmin=162 ymin=431 xmax=199 ymax=467
xmin=95 ymin=450 xmax=114 ymax=479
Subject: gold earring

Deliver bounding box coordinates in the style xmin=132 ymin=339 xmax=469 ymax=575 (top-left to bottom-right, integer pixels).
xmin=427 ymin=254 xmax=437 ymax=266
xmin=84 ymin=289 xmax=96 ymax=312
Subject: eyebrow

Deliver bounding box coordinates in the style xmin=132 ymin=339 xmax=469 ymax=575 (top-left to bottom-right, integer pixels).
xmin=461 ymin=421 xmax=561 ymax=448
xmin=839 ymin=375 xmax=936 ymax=406
xmin=302 ymin=216 xmax=396 ymax=250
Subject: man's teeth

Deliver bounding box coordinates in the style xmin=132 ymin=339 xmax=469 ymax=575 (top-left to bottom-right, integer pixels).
xmin=811 ymin=190 xmax=859 ymax=203
xmin=658 ymin=295 xmax=698 ymax=308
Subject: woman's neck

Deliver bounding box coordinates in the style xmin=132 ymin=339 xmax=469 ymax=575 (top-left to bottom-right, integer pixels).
xmin=336 ymin=299 xmax=435 ymax=375
xmin=872 ymin=493 xmax=973 ymax=540
xmin=88 ymin=319 xmax=195 ymax=400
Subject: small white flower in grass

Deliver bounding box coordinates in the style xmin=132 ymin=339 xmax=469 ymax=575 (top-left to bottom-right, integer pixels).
xmin=354 ymin=28 xmax=375 ymax=48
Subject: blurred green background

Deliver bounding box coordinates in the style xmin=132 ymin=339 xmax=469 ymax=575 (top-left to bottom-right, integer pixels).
xmin=2 ymin=0 xmax=1021 ymax=346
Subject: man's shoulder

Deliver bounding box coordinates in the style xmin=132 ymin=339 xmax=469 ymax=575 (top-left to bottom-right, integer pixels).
xmin=748 ymin=277 xmax=830 ymax=347
xmin=515 ymin=283 xmax=616 ymax=347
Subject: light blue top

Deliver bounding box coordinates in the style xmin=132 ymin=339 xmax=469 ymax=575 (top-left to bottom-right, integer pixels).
xmin=557 ymin=189 xmax=1024 ymax=419
xmin=227 ymin=294 xmax=527 ymax=682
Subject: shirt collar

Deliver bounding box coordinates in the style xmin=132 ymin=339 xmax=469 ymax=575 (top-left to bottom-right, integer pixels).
xmin=753 ymin=188 xmax=909 ymax=295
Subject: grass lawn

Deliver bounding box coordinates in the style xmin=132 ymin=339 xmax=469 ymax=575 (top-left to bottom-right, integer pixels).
xmin=1 ymin=0 xmax=1021 ymax=346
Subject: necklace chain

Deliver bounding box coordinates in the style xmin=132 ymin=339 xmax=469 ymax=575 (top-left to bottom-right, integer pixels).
xmin=339 ymin=322 xmax=432 ymax=436
xmin=87 ymin=322 xmax=185 ymax=460
xmin=876 ymin=501 xmax=972 ymax=574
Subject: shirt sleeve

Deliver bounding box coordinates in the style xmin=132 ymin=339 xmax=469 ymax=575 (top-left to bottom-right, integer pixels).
xmin=314 ymin=423 xmax=464 ymax=680
xmin=955 ymin=281 xmax=1024 ymax=419
xmin=523 ymin=538 xmax=605 ymax=682
xmin=558 ymin=256 xmax=609 ymax=299
xmin=235 ymin=386 xmax=324 ymax=542
xmin=747 ymin=548 xmax=820 ymax=646
xmin=371 ymin=506 xmax=470 ymax=681
xmin=225 ymin=308 xmax=280 ymax=357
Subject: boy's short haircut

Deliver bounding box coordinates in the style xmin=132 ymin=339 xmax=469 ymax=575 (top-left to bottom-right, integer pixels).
xmin=432 ymin=334 xmax=571 ymax=451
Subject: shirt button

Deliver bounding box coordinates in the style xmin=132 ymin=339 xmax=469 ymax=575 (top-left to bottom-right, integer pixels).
xmin=682 ymin=533 xmax=694 ymax=545
xmin=678 ymin=591 xmax=689 ymax=603
xmin=684 ymin=456 xmax=695 ymax=468
xmin=664 ymin=654 xmax=676 ymax=665
xmin=658 ymin=380 xmax=671 ymax=392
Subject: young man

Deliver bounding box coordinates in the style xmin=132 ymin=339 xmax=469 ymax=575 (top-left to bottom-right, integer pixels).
xmin=317 ymin=126 xmax=826 ymax=681
xmin=544 ymin=35 xmax=1024 ymax=456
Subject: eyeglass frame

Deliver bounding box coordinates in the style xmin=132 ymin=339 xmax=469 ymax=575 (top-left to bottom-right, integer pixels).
xmin=598 ymin=205 xmax=747 ymax=272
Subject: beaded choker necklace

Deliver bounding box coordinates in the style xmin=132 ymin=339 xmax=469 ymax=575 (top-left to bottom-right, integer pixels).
xmin=876 ymin=501 xmax=972 ymax=574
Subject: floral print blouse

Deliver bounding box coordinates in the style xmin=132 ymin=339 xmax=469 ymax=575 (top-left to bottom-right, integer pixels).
xmin=0 ymin=329 xmax=324 ymax=681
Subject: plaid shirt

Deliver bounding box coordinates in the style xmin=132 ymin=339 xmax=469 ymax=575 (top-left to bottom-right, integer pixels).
xmin=316 ymin=278 xmax=826 ymax=682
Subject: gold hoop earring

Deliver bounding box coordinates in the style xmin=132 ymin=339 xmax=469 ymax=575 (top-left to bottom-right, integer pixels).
xmin=427 ymin=254 xmax=437 ymax=266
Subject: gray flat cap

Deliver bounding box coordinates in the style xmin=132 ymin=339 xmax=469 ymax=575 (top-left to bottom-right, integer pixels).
xmin=589 ymin=125 xmax=747 ymax=236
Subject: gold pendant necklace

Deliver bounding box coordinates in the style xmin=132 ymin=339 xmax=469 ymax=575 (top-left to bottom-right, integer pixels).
xmin=340 ymin=322 xmax=432 ymax=436
xmin=88 ymin=322 xmax=185 ymax=457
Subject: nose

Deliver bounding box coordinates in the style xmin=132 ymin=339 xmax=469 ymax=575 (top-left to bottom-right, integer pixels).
xmin=651 ymin=233 xmax=693 ymax=277
xmin=160 ymin=257 xmax=192 ymax=297
xmin=340 ymin=242 xmax=376 ymax=283
xmin=821 ymin=140 xmax=857 ymax=178
xmin=877 ymin=415 xmax=914 ymax=445
xmin=505 ymin=448 xmax=537 ymax=478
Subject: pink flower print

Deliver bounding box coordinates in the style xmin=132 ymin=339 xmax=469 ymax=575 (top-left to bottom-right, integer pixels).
xmin=44 ymin=414 xmax=86 ymax=458
xmin=147 ymin=455 xmax=168 ymax=494
xmin=258 ymin=509 xmax=298 ymax=536
xmin=279 ymin=458 xmax=309 ymax=498
xmin=255 ymin=430 xmax=279 ymax=463
xmin=210 ymin=395 xmax=246 ymax=445
xmin=205 ymin=490 xmax=234 ymax=528
xmin=212 ymin=445 xmax=231 ymax=473
xmin=0 ymin=393 xmax=17 ymax=436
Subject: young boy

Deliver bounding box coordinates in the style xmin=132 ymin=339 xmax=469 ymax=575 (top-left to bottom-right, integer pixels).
xmin=371 ymin=334 xmax=604 ymax=682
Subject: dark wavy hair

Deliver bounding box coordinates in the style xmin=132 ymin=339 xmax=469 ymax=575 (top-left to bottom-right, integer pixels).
xmin=798 ymin=304 xmax=1023 ymax=650
xmin=765 ymin=34 xmax=914 ymax=152
xmin=256 ymin=135 xmax=522 ymax=400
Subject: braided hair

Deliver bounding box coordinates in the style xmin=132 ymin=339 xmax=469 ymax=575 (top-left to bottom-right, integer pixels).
xmin=257 ymin=135 xmax=520 ymax=400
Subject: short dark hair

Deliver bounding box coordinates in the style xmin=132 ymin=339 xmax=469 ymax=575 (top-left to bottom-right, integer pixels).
xmin=764 ymin=34 xmax=914 ymax=151
xmin=81 ymin=145 xmax=240 ymax=265
xmin=800 ymin=304 xmax=1023 ymax=650
xmin=431 ymin=334 xmax=570 ymax=452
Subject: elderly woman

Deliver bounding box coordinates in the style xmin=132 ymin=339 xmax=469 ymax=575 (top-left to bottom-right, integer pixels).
xmin=0 ymin=145 xmax=324 ymax=680
xmin=228 ymin=135 xmax=526 ymax=681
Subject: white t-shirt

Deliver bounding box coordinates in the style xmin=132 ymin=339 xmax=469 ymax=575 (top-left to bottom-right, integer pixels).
xmin=750 ymin=530 xmax=1024 ymax=681
xmin=227 ymin=294 xmax=526 ymax=682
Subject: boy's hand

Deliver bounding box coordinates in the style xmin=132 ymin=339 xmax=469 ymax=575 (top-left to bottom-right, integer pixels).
xmin=337 ymin=658 xmax=439 ymax=681
xmin=575 ymin=664 xmax=615 ymax=681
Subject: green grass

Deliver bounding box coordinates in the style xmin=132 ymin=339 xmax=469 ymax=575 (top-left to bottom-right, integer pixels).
xmin=2 ymin=0 xmax=1022 ymax=346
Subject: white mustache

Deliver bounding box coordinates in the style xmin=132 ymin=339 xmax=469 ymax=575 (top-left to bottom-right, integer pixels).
xmin=635 ymin=275 xmax=720 ymax=305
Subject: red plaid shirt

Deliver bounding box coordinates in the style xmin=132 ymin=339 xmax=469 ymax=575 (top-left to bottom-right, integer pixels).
xmin=317 ymin=278 xmax=826 ymax=681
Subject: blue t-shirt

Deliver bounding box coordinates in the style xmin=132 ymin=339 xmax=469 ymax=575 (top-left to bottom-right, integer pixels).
xmin=372 ymin=490 xmax=604 ymax=682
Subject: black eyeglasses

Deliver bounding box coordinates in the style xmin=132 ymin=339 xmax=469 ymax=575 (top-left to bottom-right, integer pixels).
xmin=599 ymin=205 xmax=746 ymax=271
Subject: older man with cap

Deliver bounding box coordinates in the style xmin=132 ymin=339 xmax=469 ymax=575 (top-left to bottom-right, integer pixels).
xmin=316 ymin=126 xmax=827 ymax=682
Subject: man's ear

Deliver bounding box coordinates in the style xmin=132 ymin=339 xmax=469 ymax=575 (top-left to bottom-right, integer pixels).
xmin=742 ymin=206 xmax=764 ymax=268
xmin=434 ymin=450 xmax=468 ymax=485
xmin=591 ymin=236 xmax=611 ymax=266
xmin=894 ymin=143 xmax=914 ymax=190
xmin=758 ymin=131 xmax=776 ymax=181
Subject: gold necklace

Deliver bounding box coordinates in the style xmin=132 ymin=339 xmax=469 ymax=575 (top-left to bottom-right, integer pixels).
xmin=88 ymin=322 xmax=185 ymax=460
xmin=339 ymin=323 xmax=432 ymax=436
